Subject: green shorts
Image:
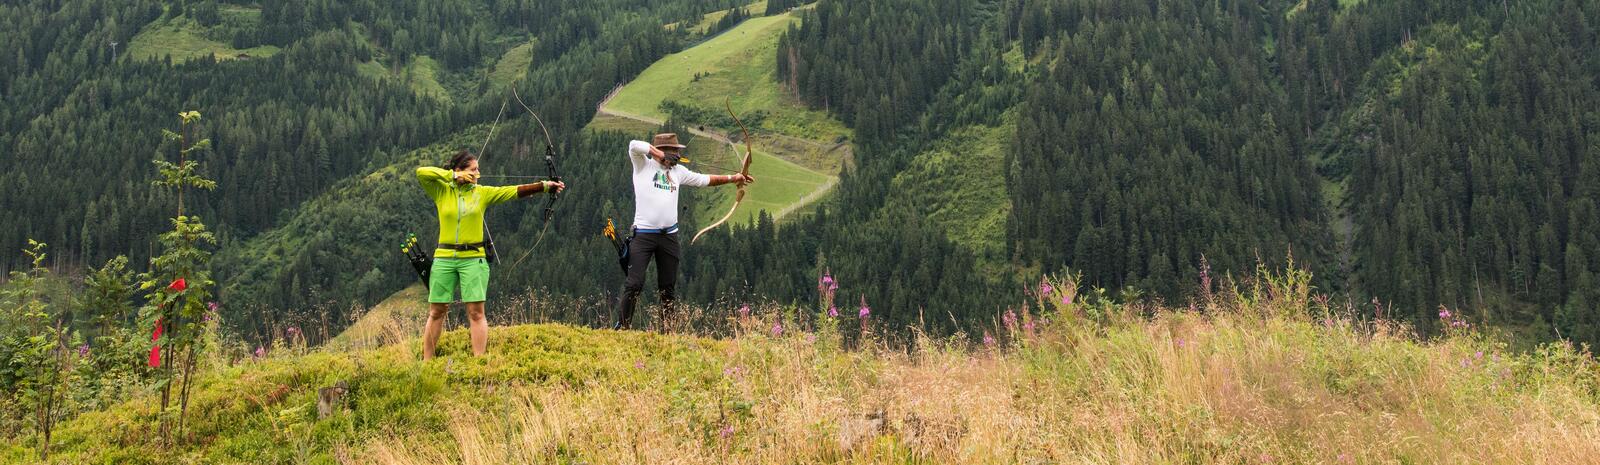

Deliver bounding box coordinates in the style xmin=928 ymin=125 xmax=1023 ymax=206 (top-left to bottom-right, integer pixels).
xmin=429 ymin=257 xmax=489 ymax=303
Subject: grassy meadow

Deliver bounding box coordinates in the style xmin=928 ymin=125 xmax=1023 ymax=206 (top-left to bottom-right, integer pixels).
xmin=9 ymin=268 xmax=1600 ymax=464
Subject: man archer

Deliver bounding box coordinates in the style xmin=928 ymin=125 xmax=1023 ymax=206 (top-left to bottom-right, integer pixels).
xmin=613 ymin=133 xmax=753 ymax=330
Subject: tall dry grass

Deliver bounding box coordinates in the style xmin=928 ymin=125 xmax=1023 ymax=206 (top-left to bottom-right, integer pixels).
xmin=358 ymin=268 xmax=1600 ymax=464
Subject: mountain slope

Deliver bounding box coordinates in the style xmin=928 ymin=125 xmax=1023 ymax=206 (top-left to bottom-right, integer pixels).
xmin=596 ymin=5 xmax=848 ymax=226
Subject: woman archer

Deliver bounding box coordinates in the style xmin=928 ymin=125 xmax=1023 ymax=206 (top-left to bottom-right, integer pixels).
xmin=416 ymin=150 xmax=564 ymax=360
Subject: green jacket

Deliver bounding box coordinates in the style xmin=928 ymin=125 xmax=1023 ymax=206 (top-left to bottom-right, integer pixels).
xmin=416 ymin=167 xmax=519 ymax=259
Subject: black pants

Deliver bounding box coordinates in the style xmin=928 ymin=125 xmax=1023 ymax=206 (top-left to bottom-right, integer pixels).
xmin=614 ymin=231 xmax=679 ymax=329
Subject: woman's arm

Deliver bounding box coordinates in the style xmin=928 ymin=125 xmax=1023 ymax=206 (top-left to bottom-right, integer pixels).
xmin=515 ymin=181 xmax=566 ymax=198
xmin=416 ymin=166 xmax=452 ymax=198
xmin=482 ymin=181 xmax=566 ymax=205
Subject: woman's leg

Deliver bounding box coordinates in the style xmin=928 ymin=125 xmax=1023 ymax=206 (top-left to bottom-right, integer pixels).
xmin=466 ymin=302 xmax=488 ymax=356
xmin=423 ymin=258 xmax=461 ymax=360
xmin=459 ymin=258 xmax=491 ymax=356
xmin=423 ymin=303 xmax=449 ymax=360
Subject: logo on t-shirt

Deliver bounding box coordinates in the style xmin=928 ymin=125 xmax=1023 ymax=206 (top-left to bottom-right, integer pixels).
xmin=652 ymin=171 xmax=676 ymax=192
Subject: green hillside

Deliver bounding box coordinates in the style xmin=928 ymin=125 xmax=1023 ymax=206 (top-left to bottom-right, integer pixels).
xmin=10 ymin=272 xmax=1599 ymax=463
xmin=606 ymin=9 xmax=846 ymax=143
xmin=598 ymin=5 xmax=847 ymax=226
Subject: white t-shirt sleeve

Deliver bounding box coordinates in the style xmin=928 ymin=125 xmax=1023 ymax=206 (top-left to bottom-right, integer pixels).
xmin=628 ymin=140 xmax=652 ymax=173
xmin=673 ymin=165 xmax=711 ymax=187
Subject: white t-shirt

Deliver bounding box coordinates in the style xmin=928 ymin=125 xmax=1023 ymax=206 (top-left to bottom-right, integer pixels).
xmin=629 ymin=140 xmax=709 ymax=230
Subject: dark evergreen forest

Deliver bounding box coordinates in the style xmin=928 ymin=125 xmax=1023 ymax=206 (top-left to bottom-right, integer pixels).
xmin=3 ymin=0 xmax=1597 ymax=348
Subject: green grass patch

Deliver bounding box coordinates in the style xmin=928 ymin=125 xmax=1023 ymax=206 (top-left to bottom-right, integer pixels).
xmin=685 ymin=1 xmax=769 ymax=33
xmin=354 ymin=60 xmax=389 ymax=81
xmin=13 ymin=323 xmax=729 ymax=463
xmin=128 ymin=16 xmax=280 ymax=63
xmin=885 ymin=120 xmax=1014 ymax=260
xmin=355 ymin=56 xmax=454 ymax=103
xmin=606 ymin=12 xmax=846 ymax=144
xmin=486 ymin=41 xmax=536 ymax=89
xmin=403 ymin=56 xmax=452 ymax=103
xmin=219 ymin=4 xmax=262 ymax=19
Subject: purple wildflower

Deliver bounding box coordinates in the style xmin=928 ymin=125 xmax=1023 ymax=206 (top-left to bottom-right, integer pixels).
xmin=286 ymin=326 xmax=300 ymax=338
xmin=253 ymin=346 xmax=266 ymax=359
xmin=828 ymin=306 xmax=839 ymax=318
xmin=1040 ymin=279 xmax=1054 ymax=297
xmin=858 ymin=296 xmax=870 ymax=319
xmin=805 ymin=334 xmax=817 ymax=344
xmin=78 ymin=343 xmax=91 ymax=358
xmin=738 ymin=304 xmax=751 ymax=319
xmin=207 ymin=301 xmax=219 ymax=312
xmin=634 ymin=360 xmax=645 ymax=370
xmin=1062 ymin=293 xmax=1073 ymax=307
xmin=720 ymin=424 xmax=735 ymax=439
xmin=1003 ymin=309 xmax=1018 ymax=331
xmin=983 ymin=331 xmax=996 ymax=349
xmin=771 ymin=321 xmax=783 ymax=337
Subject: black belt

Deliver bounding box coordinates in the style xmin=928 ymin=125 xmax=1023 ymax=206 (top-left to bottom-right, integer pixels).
xmin=438 ymin=242 xmax=485 ymax=251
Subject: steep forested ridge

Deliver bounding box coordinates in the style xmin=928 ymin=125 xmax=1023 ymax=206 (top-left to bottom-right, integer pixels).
xmin=4 ymin=0 xmax=1598 ymax=348
xmin=772 ymin=0 xmax=1600 ymax=343
xmin=0 ymin=0 xmax=726 ymax=273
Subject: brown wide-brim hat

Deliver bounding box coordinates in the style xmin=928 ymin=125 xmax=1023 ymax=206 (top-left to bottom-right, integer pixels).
xmin=652 ymin=133 xmax=688 ymax=150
